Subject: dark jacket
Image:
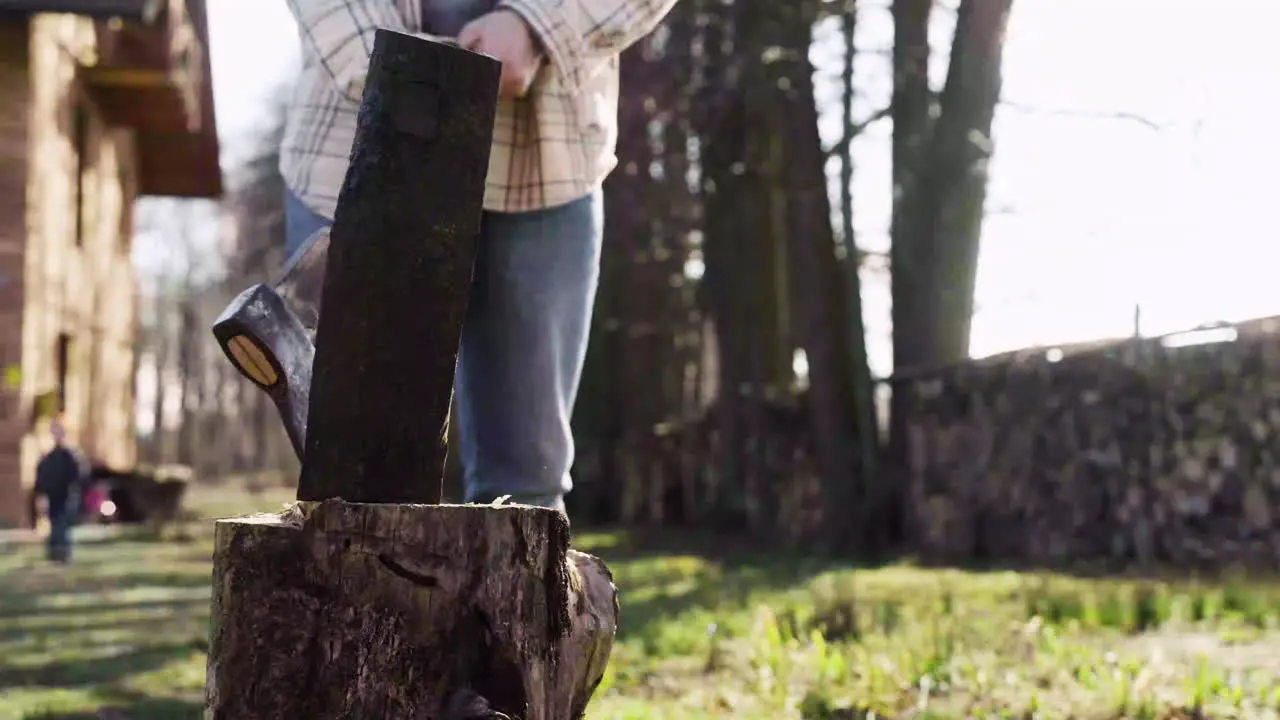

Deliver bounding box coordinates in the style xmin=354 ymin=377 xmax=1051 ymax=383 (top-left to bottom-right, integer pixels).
xmin=35 ymin=446 xmax=85 ymax=516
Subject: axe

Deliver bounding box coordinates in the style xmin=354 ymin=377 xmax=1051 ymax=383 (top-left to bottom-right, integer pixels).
xmin=211 ymin=226 xmax=330 ymax=460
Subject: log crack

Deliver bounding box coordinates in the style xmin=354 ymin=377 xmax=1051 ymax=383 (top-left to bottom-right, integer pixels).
xmin=377 ymin=552 xmax=440 ymax=587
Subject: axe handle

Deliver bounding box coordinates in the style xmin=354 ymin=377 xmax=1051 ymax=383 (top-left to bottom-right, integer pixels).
xmin=272 ymin=227 xmax=330 ymax=333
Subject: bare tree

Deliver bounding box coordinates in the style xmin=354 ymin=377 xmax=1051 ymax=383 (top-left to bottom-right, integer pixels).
xmin=217 ymin=88 xmax=294 ymax=479
xmin=130 ymin=87 xmax=292 ymax=482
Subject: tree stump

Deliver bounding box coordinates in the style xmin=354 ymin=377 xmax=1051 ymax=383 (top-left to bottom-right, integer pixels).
xmin=205 ymin=501 xmax=617 ymax=719
xmin=204 ymin=29 xmax=620 ymax=719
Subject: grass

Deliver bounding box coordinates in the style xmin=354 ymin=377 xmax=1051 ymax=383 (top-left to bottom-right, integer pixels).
xmin=3 ymin=488 xmax=1280 ymax=718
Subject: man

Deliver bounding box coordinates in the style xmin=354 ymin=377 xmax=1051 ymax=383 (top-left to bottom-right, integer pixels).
xmin=275 ymin=0 xmax=678 ymax=512
xmin=33 ymin=420 xmax=87 ymax=563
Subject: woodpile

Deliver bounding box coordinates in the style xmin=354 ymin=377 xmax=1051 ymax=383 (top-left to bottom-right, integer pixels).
xmin=91 ymin=465 xmax=190 ymax=529
xmin=902 ymin=320 xmax=1280 ymax=571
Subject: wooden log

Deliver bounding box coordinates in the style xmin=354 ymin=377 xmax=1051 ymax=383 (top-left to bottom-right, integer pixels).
xmin=204 ymin=500 xmax=618 ymax=719
xmin=299 ymin=29 xmax=500 ymax=505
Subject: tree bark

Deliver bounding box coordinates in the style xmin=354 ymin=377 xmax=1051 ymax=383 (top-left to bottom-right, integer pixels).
xmin=836 ymin=0 xmax=883 ymax=550
xmin=149 ymin=291 xmax=169 ymax=464
xmin=699 ymin=40 xmax=750 ymax=528
xmin=915 ymin=0 xmax=1013 ymax=362
xmin=887 ymin=0 xmax=935 ymax=468
xmin=887 ymin=0 xmax=1012 ymax=469
xmin=205 ymin=500 xmax=617 ymax=719
xmin=751 ymin=0 xmax=865 ymax=546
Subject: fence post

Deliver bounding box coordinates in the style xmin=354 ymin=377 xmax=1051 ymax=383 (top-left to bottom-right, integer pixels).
xmin=203 ymin=30 xmax=618 ymax=719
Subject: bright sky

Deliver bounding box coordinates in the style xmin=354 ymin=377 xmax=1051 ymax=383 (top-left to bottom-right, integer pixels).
xmin=200 ymin=0 xmax=1279 ymax=377
xmin=206 ymin=0 xmax=299 ymax=142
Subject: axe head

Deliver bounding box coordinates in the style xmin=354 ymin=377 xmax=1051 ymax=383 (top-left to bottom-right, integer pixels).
xmin=208 ymin=225 xmax=331 ymax=463
xmin=211 ymin=283 xmax=315 ymax=460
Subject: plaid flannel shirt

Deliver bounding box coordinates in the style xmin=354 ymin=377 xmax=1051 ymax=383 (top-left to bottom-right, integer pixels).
xmin=281 ymin=0 xmax=679 ymax=216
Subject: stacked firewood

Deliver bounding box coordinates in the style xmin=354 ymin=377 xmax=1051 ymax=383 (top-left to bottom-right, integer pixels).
xmin=903 ymin=324 xmax=1280 ymax=571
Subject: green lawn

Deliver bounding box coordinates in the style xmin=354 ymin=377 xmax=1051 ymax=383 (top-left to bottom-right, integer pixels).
xmin=3 ymin=488 xmax=1280 ymax=719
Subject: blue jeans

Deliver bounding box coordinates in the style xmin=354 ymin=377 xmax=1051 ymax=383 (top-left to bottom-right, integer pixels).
xmin=47 ymin=509 xmax=73 ymax=562
xmin=284 ymin=190 xmax=603 ymax=511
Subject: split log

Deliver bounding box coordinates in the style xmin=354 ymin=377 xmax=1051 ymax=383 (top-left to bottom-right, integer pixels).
xmin=205 ymin=501 xmax=617 ymax=719
xmin=299 ymin=27 xmax=500 ymax=505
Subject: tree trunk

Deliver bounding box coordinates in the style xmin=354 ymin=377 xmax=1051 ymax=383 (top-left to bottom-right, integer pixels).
xmin=176 ymin=295 xmax=198 ymax=465
xmin=915 ymin=0 xmax=1013 ymax=362
xmin=888 ymin=0 xmax=1013 ymax=468
xmin=887 ymin=0 xmax=935 ymax=467
xmin=699 ymin=39 xmax=751 ymax=528
xmin=205 ymin=501 xmax=617 ymax=719
xmin=150 ymin=293 xmax=169 ymax=464
xmin=730 ymin=0 xmax=867 ymax=546
xmin=770 ymin=23 xmax=861 ymax=547
xmin=836 ymin=0 xmax=882 ymax=549
xmin=736 ymin=5 xmax=794 ymax=531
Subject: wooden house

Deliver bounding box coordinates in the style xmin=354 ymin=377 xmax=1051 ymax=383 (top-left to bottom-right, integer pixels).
xmin=0 ymin=0 xmax=220 ymax=526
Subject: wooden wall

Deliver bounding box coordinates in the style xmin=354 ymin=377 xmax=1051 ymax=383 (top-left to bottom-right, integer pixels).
xmin=0 ymin=13 xmax=139 ymax=527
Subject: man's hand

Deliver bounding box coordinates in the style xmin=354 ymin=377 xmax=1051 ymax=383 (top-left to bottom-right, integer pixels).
xmin=458 ymin=10 xmax=542 ymax=100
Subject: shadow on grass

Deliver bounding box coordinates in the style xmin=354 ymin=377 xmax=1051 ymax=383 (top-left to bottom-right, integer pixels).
xmin=0 ymin=599 xmax=210 ymax=645
xmin=579 ymin=526 xmax=1280 ymax=597
xmin=0 ymin=574 xmax=211 ymax=619
xmin=0 ymin=524 xmax=206 ymax=550
xmin=574 ymin=526 xmax=1280 ymax=649
xmin=0 ymin=534 xmax=213 ymax=715
xmin=24 ymin=694 xmax=202 ymax=720
xmin=102 ymin=690 xmax=204 ymax=720
xmin=905 ymin=551 xmax=1280 ymax=588
xmin=0 ymin=641 xmax=203 ymax=688
xmin=576 ymin=528 xmax=862 ymax=643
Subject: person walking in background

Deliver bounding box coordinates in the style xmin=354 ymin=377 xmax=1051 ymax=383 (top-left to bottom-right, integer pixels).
xmin=273 ymin=0 xmax=679 ymax=513
xmin=33 ymin=420 xmax=88 ymax=563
